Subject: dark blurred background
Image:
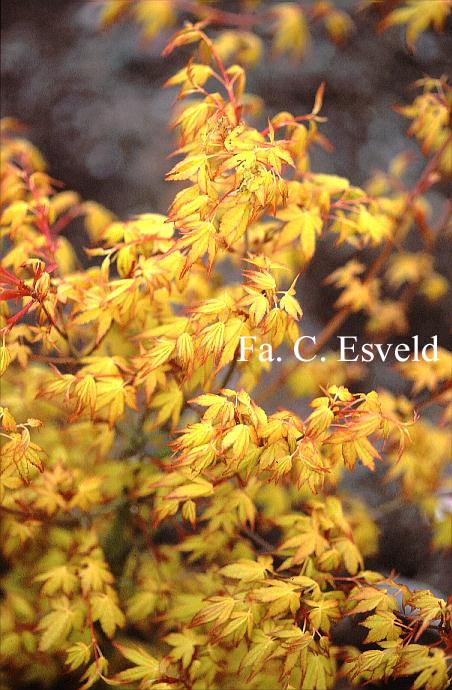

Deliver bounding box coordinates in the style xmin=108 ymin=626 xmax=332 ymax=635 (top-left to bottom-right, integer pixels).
xmin=1 ymin=1 xmax=451 ymax=593
xmin=2 ymin=1 xmax=451 ymax=210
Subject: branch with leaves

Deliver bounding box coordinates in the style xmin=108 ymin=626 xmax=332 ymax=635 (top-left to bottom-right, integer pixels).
xmin=0 ymin=8 xmax=451 ymax=690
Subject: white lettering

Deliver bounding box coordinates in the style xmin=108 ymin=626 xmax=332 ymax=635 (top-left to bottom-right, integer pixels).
xmin=293 ymin=336 xmax=316 ymax=362
xmin=361 ymin=343 xmax=374 ymax=362
xmin=338 ymin=336 xmax=359 ymax=362
xmin=259 ymin=343 xmax=274 ymax=362
xmin=394 ymin=343 xmax=411 ymax=362
xmin=374 ymin=343 xmax=392 ymax=362
xmin=422 ymin=336 xmax=438 ymax=362
xmin=238 ymin=336 xmax=256 ymax=362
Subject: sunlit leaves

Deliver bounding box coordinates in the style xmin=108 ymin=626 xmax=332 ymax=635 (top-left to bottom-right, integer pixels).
xmin=1 ymin=10 xmax=451 ymax=690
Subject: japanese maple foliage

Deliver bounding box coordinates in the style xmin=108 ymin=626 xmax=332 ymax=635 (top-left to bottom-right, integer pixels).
xmin=1 ymin=2 xmax=451 ymax=689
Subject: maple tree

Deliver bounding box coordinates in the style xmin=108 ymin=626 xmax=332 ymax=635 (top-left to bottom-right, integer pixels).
xmin=1 ymin=1 xmax=451 ymax=689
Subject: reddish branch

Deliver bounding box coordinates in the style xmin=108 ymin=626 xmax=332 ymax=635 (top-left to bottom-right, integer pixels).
xmin=176 ymin=0 xmax=261 ymax=28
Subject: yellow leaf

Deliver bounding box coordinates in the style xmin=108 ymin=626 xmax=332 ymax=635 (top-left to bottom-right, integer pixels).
xmin=91 ymin=590 xmax=125 ymax=638
xmin=361 ymin=610 xmax=402 ymax=643
xmin=166 ymin=154 xmax=207 ymax=181
xmin=167 ymin=479 xmax=214 ymax=500
xmin=114 ymin=643 xmax=159 ymax=684
xmin=38 ymin=599 xmax=76 ymax=651
xmin=35 ymin=566 xmax=78 ymax=596
xmin=66 ymin=642 xmax=92 ymax=672
xmin=273 ymin=4 xmax=310 ymax=59
xmin=0 ymin=343 xmax=11 ymax=376
xmin=220 ymin=558 xmax=271 ymax=582
xmin=191 ymin=596 xmax=235 ymax=627
xmin=219 ymin=202 xmax=250 ymax=245
xmin=222 ymin=424 xmax=251 ymax=458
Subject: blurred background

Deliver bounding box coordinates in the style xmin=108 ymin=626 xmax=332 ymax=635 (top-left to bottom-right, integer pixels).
xmin=1 ymin=0 xmax=451 ymax=592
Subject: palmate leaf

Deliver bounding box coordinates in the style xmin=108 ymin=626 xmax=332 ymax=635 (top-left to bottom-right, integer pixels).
xmin=166 ymin=477 xmax=214 ymax=501
xmin=241 ymin=630 xmax=277 ymax=679
xmin=360 ymin=609 xmax=402 ymax=643
xmin=348 ymin=642 xmax=401 ymax=683
xmin=35 ymin=565 xmax=78 ymax=596
xmin=221 ymin=424 xmax=251 ymax=458
xmin=190 ymin=596 xmax=236 ymax=628
xmin=280 ymin=629 xmax=313 ymax=677
xmin=91 ymin=590 xmax=125 ymax=638
xmin=397 ymin=645 xmax=449 ymax=690
xmin=149 ymin=380 xmax=184 ymax=428
xmin=333 ymin=537 xmax=363 ymax=575
xmin=1 ymin=427 xmax=45 ymax=483
xmin=38 ymin=597 xmax=82 ymax=652
xmin=251 ymin=579 xmax=301 ymax=617
xmin=380 ymin=0 xmax=451 ymax=48
xmin=219 ymin=202 xmax=250 ymax=245
xmin=126 ymin=590 xmax=158 ymax=623
xmin=301 ymin=649 xmax=336 ymax=690
xmin=305 ymin=594 xmax=343 ymax=633
xmin=113 ymin=643 xmax=159 ymax=683
xmin=164 ymin=630 xmax=207 ymax=669
xmin=65 ymin=642 xmax=91 ymax=672
xmin=220 ymin=557 xmax=272 ymax=583
xmin=78 ymin=556 xmax=114 ymax=594
xmin=348 ymin=586 xmax=398 ymax=615
xmin=213 ymin=608 xmax=253 ymax=643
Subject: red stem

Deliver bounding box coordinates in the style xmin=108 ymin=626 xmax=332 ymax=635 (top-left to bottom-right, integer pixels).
xmin=198 ymin=29 xmax=241 ymax=125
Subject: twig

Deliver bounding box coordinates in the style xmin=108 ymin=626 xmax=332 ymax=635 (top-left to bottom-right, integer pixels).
xmin=198 ymin=29 xmax=241 ymax=124
xmin=240 ymin=525 xmax=275 ymax=553
xmin=217 ymin=354 xmax=238 ymax=392
xmin=176 ymin=0 xmax=260 ymax=28
xmin=38 ymin=300 xmax=70 ymax=342
xmin=30 ymin=354 xmax=79 ymax=365
xmin=0 ymin=497 xmax=128 ymax=528
xmin=415 ymin=381 xmax=452 ymax=413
